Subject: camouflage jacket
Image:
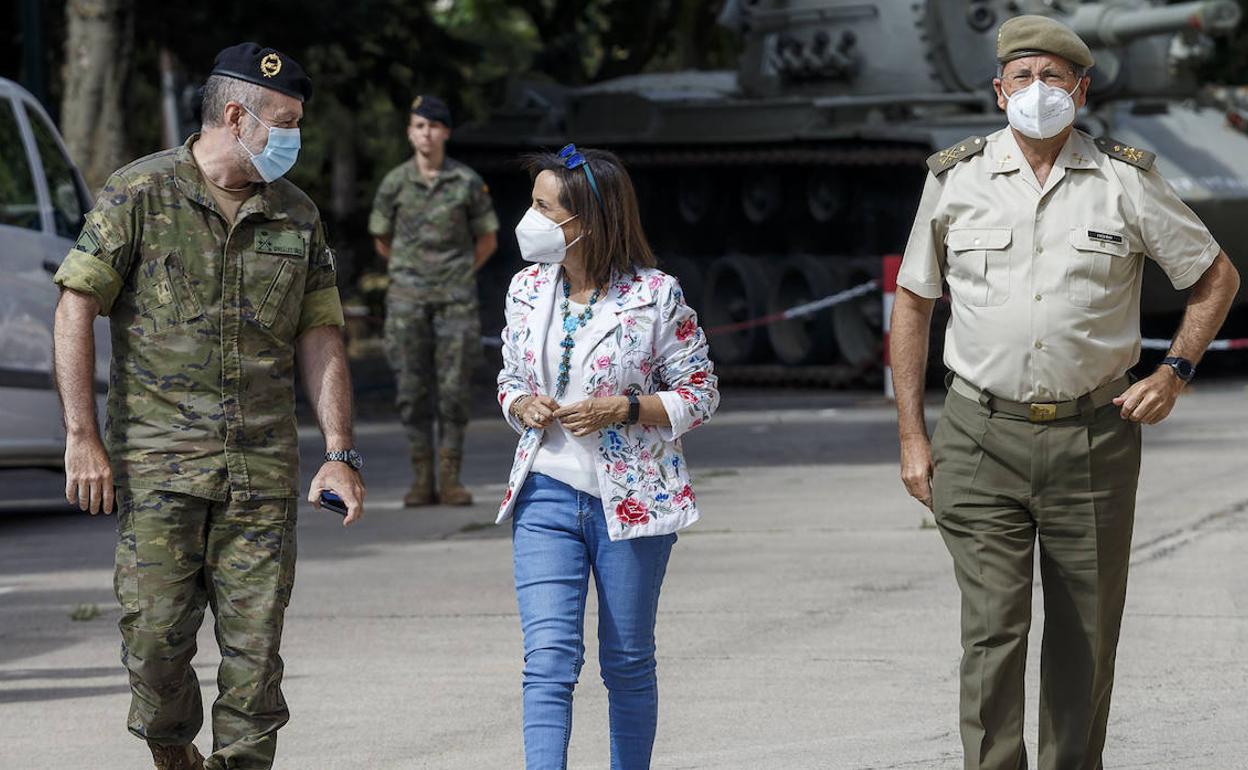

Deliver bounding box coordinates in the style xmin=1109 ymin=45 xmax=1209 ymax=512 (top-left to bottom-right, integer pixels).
xmin=368 ymin=156 xmax=498 ymax=303
xmin=53 ymin=134 xmax=345 ymax=501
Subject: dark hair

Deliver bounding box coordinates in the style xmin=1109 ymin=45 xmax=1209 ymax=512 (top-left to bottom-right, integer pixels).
xmin=523 ymin=148 xmax=656 ymax=290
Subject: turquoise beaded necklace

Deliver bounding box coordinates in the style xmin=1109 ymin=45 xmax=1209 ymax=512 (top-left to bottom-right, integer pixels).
xmin=556 ymin=276 xmax=602 ymax=399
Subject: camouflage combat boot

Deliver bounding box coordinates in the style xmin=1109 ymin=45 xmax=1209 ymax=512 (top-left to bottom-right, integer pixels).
xmin=437 ymin=449 xmax=473 ymax=506
xmin=147 ymin=741 xmax=204 ymax=770
xmin=404 ymin=451 xmax=435 ymax=507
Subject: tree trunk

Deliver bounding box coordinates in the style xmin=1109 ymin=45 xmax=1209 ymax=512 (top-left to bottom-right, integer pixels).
xmin=61 ymin=0 xmax=134 ymax=192
xmin=328 ymin=105 xmax=359 ymax=287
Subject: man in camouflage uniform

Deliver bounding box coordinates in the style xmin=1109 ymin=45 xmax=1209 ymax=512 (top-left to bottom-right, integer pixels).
xmin=369 ymin=94 xmax=498 ymax=506
xmin=52 ymin=44 xmax=366 ymax=770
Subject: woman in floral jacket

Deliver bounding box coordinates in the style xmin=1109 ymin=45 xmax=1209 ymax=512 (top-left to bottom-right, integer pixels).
xmin=497 ymin=145 xmax=719 ymax=769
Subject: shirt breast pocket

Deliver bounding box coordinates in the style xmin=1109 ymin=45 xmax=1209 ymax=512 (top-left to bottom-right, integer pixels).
xmin=131 ymin=252 xmax=204 ymax=338
xmin=945 ymin=227 xmax=1012 ymax=307
xmin=255 ymin=258 xmax=307 ymax=339
xmin=1067 ymin=227 xmax=1131 ymax=308
xmin=251 ymin=229 xmax=309 ymax=340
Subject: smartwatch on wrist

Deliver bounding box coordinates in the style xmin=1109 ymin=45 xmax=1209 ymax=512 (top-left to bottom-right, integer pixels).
xmin=1159 ymin=356 xmax=1195 ymax=383
xmin=626 ymin=394 xmax=641 ymax=425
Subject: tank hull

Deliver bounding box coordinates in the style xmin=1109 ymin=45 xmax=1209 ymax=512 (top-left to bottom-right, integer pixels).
xmin=456 ymin=0 xmax=1247 ymax=373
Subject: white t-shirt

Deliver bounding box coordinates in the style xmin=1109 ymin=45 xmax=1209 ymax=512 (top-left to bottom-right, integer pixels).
xmin=531 ymin=298 xmax=600 ymax=495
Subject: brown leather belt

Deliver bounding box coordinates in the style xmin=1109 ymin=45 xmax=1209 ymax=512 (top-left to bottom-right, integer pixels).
xmin=949 ymin=375 xmax=1130 ymax=423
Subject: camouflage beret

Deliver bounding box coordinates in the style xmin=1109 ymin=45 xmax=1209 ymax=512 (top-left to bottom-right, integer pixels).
xmin=997 ymin=15 xmax=1094 ymax=70
xmin=410 ymin=95 xmax=452 ymax=128
xmin=211 ymin=42 xmax=312 ymax=102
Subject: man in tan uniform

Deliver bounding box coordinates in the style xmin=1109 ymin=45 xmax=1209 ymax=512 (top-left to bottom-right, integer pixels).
xmin=890 ymin=15 xmax=1240 ymax=770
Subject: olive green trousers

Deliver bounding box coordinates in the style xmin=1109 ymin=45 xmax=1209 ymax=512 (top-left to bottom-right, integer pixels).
xmin=931 ymin=387 xmax=1141 ymax=770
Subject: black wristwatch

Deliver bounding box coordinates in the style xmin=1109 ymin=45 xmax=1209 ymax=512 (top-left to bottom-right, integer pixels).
xmin=325 ymin=449 xmax=365 ymax=471
xmin=625 ymin=394 xmax=641 ymax=425
xmin=1159 ymin=356 xmax=1196 ymax=383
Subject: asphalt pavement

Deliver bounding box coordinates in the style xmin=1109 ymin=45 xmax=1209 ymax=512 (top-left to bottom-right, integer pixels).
xmin=1 ymin=381 xmax=1246 ymax=768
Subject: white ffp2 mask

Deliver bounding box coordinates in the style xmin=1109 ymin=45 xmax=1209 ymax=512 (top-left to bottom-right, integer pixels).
xmin=1005 ymin=80 xmax=1080 ymax=140
xmin=515 ymin=208 xmax=581 ymax=263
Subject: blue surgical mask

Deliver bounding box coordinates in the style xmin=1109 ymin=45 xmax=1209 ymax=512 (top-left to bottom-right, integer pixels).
xmin=237 ymin=105 xmax=300 ymax=182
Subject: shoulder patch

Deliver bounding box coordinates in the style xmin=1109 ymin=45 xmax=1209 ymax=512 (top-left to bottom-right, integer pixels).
xmin=73 ymin=226 xmax=102 ymax=256
xmin=926 ymin=136 xmax=986 ymax=175
xmin=1094 ymin=137 xmax=1155 ymax=171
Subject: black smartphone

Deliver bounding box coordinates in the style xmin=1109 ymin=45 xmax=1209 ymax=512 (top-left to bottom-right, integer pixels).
xmin=319 ymin=490 xmax=348 ymax=517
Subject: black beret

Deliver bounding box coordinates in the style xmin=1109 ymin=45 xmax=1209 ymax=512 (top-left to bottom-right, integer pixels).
xmin=211 ymin=42 xmax=312 ymax=102
xmin=411 ymin=95 xmax=452 ymax=128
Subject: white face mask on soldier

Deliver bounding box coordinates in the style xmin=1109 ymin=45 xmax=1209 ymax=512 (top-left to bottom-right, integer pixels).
xmin=514 ymin=208 xmax=582 ymax=264
xmin=1004 ymin=79 xmax=1080 ymax=140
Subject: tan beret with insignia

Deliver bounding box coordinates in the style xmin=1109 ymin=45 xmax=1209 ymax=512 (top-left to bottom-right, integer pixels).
xmin=997 ymin=15 xmax=1094 ymax=70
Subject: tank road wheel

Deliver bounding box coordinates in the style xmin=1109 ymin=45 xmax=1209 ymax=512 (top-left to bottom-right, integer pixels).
xmin=661 ymin=255 xmax=706 ymax=314
xmin=677 ymin=173 xmax=714 ymax=226
xmin=673 ymin=170 xmax=727 ymax=254
xmin=741 ymin=172 xmax=783 ymax=225
xmin=831 ymin=263 xmax=884 ymax=369
xmin=703 ymin=255 xmax=773 ymax=365
xmin=766 ymin=256 xmax=840 ymax=366
xmin=806 ymin=170 xmax=844 ymax=223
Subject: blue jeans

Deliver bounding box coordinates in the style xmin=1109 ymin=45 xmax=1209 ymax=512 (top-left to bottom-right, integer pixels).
xmin=512 ymin=473 xmax=677 ymax=770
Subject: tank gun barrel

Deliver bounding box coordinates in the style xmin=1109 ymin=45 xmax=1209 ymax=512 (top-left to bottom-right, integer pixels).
xmin=1068 ymin=0 xmax=1241 ymax=48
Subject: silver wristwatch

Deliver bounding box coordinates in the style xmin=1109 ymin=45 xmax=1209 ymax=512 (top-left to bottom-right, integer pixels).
xmin=325 ymin=449 xmax=364 ymax=471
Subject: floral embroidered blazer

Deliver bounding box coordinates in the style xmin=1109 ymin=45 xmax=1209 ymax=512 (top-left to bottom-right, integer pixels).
xmin=496 ymin=263 xmax=719 ymax=541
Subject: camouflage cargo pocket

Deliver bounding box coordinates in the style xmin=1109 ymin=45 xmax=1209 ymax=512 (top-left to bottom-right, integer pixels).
xmin=275 ymin=500 xmax=298 ymax=608
xmin=113 ymin=505 xmax=140 ymax=613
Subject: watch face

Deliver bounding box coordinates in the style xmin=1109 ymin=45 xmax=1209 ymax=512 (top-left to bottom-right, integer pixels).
xmin=1165 ymin=358 xmax=1194 ymax=381
xmin=348 ymin=450 xmax=364 ymax=470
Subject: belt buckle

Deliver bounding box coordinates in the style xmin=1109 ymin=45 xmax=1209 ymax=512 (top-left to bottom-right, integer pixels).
xmin=1028 ymin=403 xmax=1057 ymax=423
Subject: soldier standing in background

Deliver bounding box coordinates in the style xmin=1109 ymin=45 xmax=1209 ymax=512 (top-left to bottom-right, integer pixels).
xmin=52 ymin=44 xmax=366 ymax=770
xmin=369 ymin=95 xmax=498 ymax=507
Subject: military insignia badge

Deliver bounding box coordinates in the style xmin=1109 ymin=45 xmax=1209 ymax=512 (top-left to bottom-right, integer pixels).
xmin=74 ymin=227 xmax=102 ymax=256
xmin=926 ymin=136 xmax=986 ymax=176
xmin=1094 ymin=137 xmax=1155 ymax=171
xmin=260 ymin=53 xmax=282 ymax=79
xmin=411 ymin=95 xmax=423 ymax=111
xmin=255 ymin=229 xmax=307 ymax=257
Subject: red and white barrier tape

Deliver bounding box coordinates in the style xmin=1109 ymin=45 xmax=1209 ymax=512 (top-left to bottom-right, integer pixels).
xmin=1141 ymin=337 xmax=1248 ymax=351
xmin=350 ymin=270 xmax=1248 ymax=358
xmin=703 ymin=279 xmax=881 ymax=336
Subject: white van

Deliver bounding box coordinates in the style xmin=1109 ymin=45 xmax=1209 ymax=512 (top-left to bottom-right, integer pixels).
xmin=0 ymin=77 xmax=109 ymax=468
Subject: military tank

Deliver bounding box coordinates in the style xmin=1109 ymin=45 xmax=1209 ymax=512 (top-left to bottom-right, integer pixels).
xmin=455 ymin=0 xmax=1246 ymax=377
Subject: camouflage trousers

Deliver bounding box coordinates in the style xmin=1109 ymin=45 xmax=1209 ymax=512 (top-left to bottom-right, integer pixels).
xmin=115 ymin=488 xmax=297 ymax=770
xmin=383 ymin=297 xmax=481 ymax=456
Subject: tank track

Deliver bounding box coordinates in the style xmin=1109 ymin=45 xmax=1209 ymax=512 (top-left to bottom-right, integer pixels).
xmin=462 ymin=142 xmax=929 ymax=389
xmin=463 ymin=143 xmax=929 ymax=172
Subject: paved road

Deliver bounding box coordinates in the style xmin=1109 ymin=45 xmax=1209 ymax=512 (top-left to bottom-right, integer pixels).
xmin=1 ymin=382 xmax=1246 ymax=768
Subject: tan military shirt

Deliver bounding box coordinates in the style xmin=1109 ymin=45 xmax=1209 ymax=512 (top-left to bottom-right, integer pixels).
xmin=899 ymin=127 xmax=1219 ymax=403
xmin=53 ymin=135 xmax=345 ymax=501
